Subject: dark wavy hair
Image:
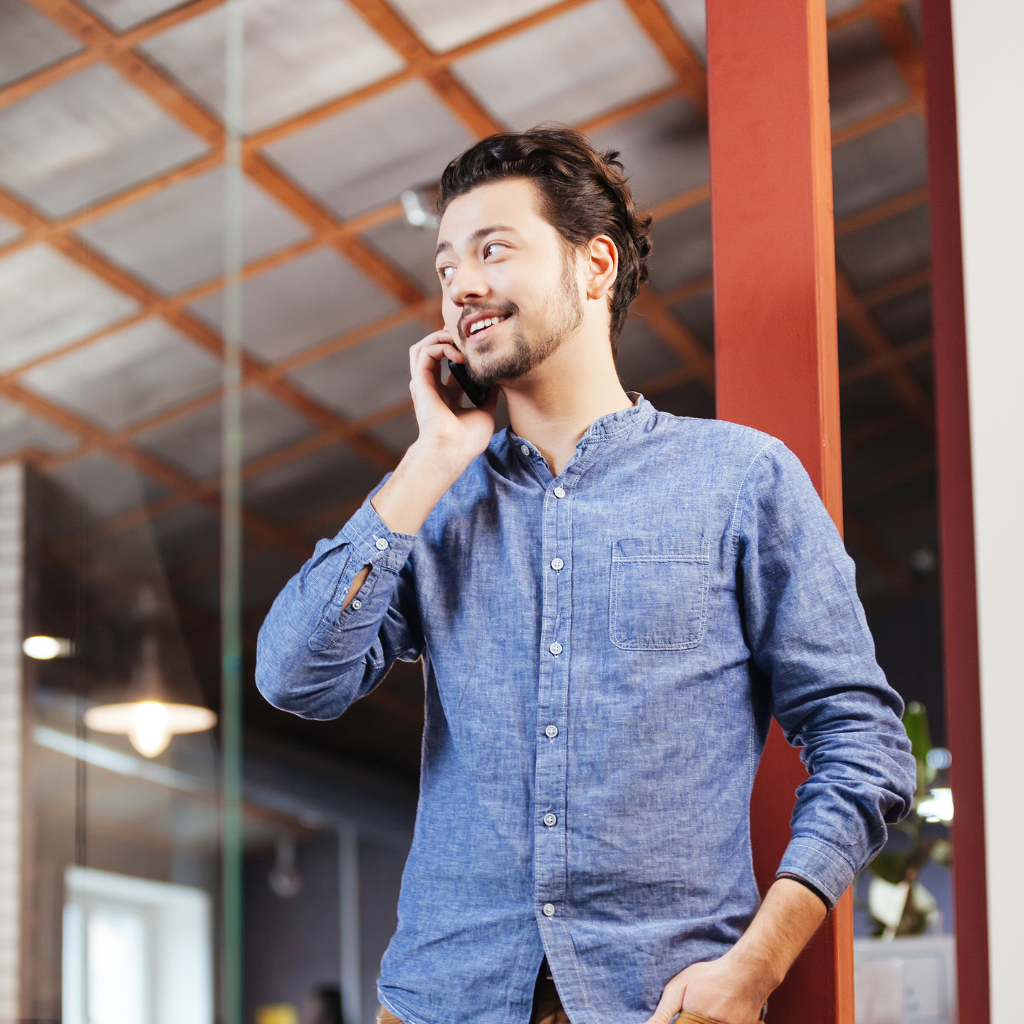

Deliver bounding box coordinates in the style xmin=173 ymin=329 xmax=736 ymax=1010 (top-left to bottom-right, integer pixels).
xmin=437 ymin=126 xmax=652 ymax=350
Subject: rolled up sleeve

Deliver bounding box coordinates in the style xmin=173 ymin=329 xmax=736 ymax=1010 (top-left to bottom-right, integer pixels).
xmin=256 ymin=482 xmax=421 ymax=721
xmin=734 ymin=441 xmax=916 ymax=907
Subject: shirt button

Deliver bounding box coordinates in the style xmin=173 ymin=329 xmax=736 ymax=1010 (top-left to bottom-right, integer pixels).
xmin=553 ymin=487 xmax=565 ymax=498
xmin=375 ymin=538 xmax=389 ymax=551
xmin=520 ymin=444 xmax=530 ymax=456
xmin=545 ymin=725 xmax=558 ymax=739
xmin=542 ymin=903 xmax=555 ymax=917
xmin=550 ymin=557 xmax=564 ymax=571
xmin=543 ymin=813 xmax=557 ymax=827
xmin=549 ymin=642 xmax=562 ymax=656
xmin=351 ymin=599 xmax=362 ymax=610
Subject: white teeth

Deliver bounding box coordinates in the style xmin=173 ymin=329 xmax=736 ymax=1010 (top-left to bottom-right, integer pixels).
xmin=469 ymin=315 xmax=504 ymax=334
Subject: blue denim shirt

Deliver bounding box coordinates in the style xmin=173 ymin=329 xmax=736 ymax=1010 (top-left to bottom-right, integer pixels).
xmin=256 ymin=398 xmax=914 ymax=1024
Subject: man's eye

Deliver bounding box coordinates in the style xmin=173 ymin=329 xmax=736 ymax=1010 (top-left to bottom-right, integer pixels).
xmin=438 ymin=266 xmax=455 ymax=280
xmin=484 ymin=242 xmax=505 ymax=258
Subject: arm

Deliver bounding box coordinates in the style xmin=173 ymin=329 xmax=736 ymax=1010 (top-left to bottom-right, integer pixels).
xmin=255 ymin=331 xmax=498 ymax=719
xmin=645 ymin=878 xmax=826 ymax=1024
xmin=648 ymin=442 xmax=915 ymax=1024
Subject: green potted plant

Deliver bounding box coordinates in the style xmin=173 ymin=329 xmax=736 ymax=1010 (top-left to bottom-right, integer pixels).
xmin=859 ymin=701 xmax=952 ymax=938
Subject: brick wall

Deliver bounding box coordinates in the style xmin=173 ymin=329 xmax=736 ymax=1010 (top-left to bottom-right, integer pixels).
xmin=0 ymin=462 xmax=24 ymax=1018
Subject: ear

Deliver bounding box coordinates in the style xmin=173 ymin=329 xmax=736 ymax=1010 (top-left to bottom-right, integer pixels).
xmin=584 ymin=235 xmax=618 ymax=301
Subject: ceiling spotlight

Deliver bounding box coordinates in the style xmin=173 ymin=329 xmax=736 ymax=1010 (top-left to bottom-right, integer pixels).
xmin=23 ymin=635 xmax=74 ymax=660
xmin=401 ymin=188 xmax=439 ymax=229
xmin=910 ymin=547 xmax=938 ymax=574
xmin=84 ymin=632 xmax=216 ymax=758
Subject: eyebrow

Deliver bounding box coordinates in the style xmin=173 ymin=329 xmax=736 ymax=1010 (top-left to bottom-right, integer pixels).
xmin=435 ymin=224 xmax=519 ymax=260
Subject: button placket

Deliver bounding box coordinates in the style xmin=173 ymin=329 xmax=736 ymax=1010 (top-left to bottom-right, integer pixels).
xmin=533 ymin=460 xmax=580 ymax=932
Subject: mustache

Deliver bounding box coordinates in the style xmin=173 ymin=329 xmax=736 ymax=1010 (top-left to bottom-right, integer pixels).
xmin=457 ymin=301 xmax=519 ymax=342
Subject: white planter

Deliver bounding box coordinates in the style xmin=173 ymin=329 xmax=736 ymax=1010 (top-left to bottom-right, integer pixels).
xmin=854 ymin=935 xmax=957 ymax=1024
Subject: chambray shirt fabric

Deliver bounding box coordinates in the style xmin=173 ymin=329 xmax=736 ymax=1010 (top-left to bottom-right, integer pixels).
xmin=256 ymin=398 xmax=915 ymax=1024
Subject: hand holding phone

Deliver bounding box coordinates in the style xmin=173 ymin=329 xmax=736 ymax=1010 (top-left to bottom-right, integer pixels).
xmin=446 ymin=358 xmax=491 ymax=407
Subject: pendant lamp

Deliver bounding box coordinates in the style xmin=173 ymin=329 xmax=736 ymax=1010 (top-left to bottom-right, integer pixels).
xmin=85 ymin=632 xmax=216 ymax=758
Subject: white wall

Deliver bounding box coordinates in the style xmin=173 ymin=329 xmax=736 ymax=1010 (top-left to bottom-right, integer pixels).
xmin=0 ymin=462 xmax=24 ymax=1017
xmin=948 ymin=2 xmax=1024 ymax=1021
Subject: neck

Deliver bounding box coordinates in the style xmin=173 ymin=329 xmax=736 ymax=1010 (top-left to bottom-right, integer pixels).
xmin=501 ymin=327 xmax=632 ymax=476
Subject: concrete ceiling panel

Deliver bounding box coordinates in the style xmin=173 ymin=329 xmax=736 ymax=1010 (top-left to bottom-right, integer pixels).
xmin=367 ymin=409 xmax=418 ymax=459
xmin=189 ymin=247 xmax=400 ymax=364
xmin=150 ymin=500 xmax=223 ymax=572
xmin=20 ymin=318 xmax=222 ymax=431
xmin=831 ymin=114 xmax=928 ymax=221
xmin=79 ymin=167 xmax=310 ymax=295
xmin=0 ymin=243 xmax=139 ymax=372
xmin=589 ymin=95 xmax=708 ymax=209
xmin=81 ymin=0 xmax=195 ymax=31
xmin=133 ymin=385 xmax=315 ymax=480
xmin=0 ymin=64 xmax=209 ymax=218
xmin=452 ymin=0 xmax=675 ymax=130
xmin=872 ymin=286 xmax=932 ymax=348
xmin=658 ymin=0 xmax=707 ymax=60
xmin=0 ymin=396 xmax=78 ymax=457
xmin=243 ymin=441 xmax=382 ymax=527
xmin=0 ymin=215 xmax=22 ymax=247
xmin=362 ymin=217 xmax=443 ymax=296
xmin=287 ymin=319 xmax=428 ymax=421
xmin=836 ymin=204 xmax=930 ymax=292
xmin=386 ymin=0 xmax=558 ymax=54
xmin=0 ymin=0 xmax=82 ymax=89
xmin=646 ymin=201 xmax=712 ymax=293
xmin=615 ymin=317 xmax=683 ymax=393
xmin=263 ymin=79 xmax=473 ymax=219
xmin=671 ymin=290 xmax=714 ymax=352
xmin=140 ymin=0 xmax=406 ymax=133
xmin=828 ymin=18 xmax=910 ymax=133
xmin=45 ymin=451 xmax=169 ymax=521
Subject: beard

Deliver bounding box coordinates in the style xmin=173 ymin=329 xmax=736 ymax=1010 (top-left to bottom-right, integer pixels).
xmin=459 ymin=250 xmax=584 ymax=388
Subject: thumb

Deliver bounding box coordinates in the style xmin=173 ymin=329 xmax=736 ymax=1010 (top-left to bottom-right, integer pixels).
xmin=643 ymin=977 xmax=685 ymax=1024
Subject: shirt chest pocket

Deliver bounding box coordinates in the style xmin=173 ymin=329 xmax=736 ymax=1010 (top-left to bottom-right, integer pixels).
xmin=609 ymin=537 xmax=710 ymax=651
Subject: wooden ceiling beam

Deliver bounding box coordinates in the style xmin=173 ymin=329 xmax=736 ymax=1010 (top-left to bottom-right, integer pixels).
xmin=0 ymin=0 xmax=226 ymax=112
xmin=860 ymin=266 xmax=932 ymax=307
xmin=631 ymin=285 xmax=715 ymax=388
xmin=0 ymin=375 xmax=310 ymax=557
xmin=346 ymin=0 xmax=502 ymax=137
xmin=835 ymin=266 xmax=933 ymax=429
xmin=840 ymin=334 xmax=932 ymax=387
xmin=619 ymin=0 xmax=707 ymax=114
xmin=866 ymin=0 xmax=926 ymax=105
xmin=835 ymin=184 xmax=929 ymax=237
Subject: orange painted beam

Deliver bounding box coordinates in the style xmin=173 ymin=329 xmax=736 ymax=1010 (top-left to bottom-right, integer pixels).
xmin=706 ymin=1 xmax=852 ymax=1022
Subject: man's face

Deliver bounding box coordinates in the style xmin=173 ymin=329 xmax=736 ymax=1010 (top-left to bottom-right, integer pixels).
xmin=434 ymin=178 xmax=583 ymax=388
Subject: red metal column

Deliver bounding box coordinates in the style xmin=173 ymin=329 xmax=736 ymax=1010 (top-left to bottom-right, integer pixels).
xmin=705 ymin=1 xmax=851 ymax=1022
xmin=920 ymin=3 xmax=989 ymax=1021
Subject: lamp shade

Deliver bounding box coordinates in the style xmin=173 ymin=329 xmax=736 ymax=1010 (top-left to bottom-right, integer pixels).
xmin=84 ymin=632 xmax=216 ymax=757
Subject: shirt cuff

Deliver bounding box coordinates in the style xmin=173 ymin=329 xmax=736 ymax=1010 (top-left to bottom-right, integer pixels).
xmin=776 ymin=873 xmax=832 ymax=911
xmin=776 ymin=835 xmax=857 ymax=910
xmin=337 ymin=494 xmax=417 ymax=574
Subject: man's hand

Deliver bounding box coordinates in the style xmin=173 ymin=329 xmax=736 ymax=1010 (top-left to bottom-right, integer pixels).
xmin=643 ymin=948 xmax=772 ymax=1024
xmin=643 ymin=878 xmax=829 ymax=1024
xmin=405 ymin=329 xmax=498 ymax=469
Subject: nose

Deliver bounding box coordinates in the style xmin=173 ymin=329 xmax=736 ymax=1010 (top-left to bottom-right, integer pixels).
xmin=448 ymin=258 xmax=489 ymax=307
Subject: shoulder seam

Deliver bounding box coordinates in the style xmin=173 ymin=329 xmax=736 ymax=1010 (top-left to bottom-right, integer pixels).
xmin=728 ymin=437 xmax=784 ymax=547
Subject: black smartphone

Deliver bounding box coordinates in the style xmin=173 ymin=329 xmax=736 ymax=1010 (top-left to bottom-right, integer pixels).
xmin=447 ymin=358 xmax=491 ymax=408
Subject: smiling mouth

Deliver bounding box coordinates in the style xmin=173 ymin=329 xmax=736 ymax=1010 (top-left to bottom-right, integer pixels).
xmin=465 ymin=313 xmax=511 ymax=340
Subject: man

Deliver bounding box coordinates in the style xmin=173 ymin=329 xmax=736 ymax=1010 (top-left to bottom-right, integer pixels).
xmin=257 ymin=127 xmax=915 ymax=1024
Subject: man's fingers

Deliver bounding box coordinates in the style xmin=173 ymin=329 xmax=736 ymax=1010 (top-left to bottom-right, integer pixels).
xmin=642 ymin=976 xmax=686 ymax=1024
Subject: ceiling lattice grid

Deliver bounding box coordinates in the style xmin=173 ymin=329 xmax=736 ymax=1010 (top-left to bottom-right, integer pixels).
xmin=0 ymin=0 xmax=935 ymax=615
